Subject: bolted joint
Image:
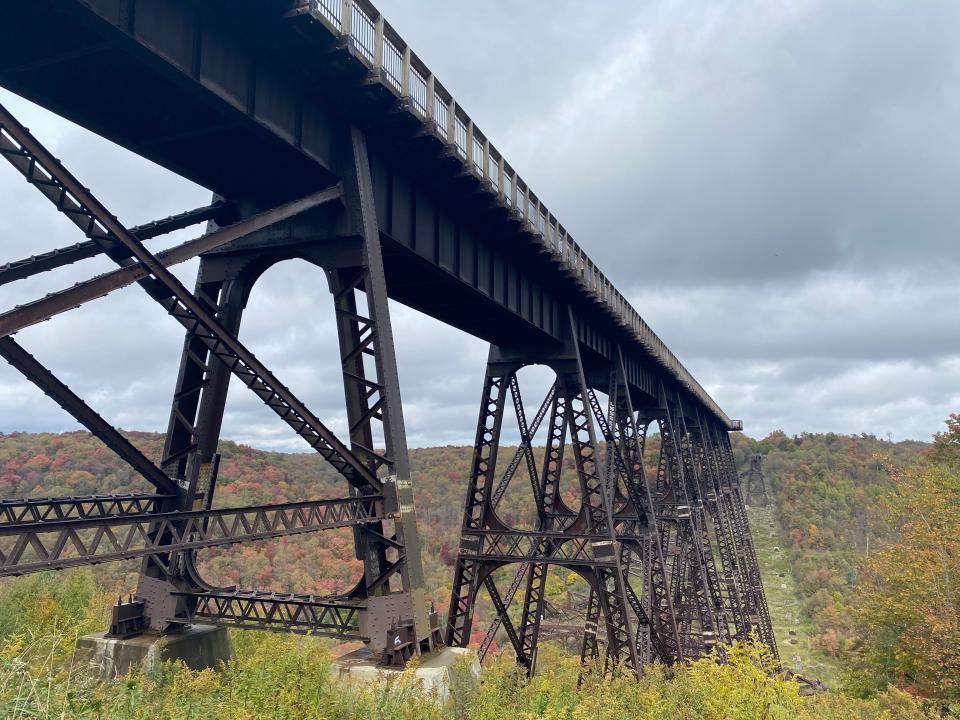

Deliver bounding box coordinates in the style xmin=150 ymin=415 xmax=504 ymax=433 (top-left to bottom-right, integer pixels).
xmin=106 ymin=595 xmax=146 ymax=639
xmin=459 ymin=533 xmax=482 ymax=554
xmin=590 ymin=539 xmax=618 ymax=562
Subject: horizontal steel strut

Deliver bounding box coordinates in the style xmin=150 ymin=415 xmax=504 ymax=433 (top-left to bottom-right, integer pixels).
xmin=0 ymin=496 xmax=381 ymax=576
xmin=175 ymin=589 xmax=367 ymax=639
xmin=0 ymin=493 xmax=171 ymax=526
xmin=0 ymin=200 xmax=230 ymax=286
xmin=0 ymin=187 xmax=342 ymax=338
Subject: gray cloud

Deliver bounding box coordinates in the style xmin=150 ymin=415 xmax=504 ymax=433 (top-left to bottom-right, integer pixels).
xmin=2 ymin=0 xmax=959 ymax=449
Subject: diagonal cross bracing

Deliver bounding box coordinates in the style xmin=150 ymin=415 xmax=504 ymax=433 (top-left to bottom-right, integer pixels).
xmin=0 ymin=104 xmax=376 ymax=493
xmin=0 ymin=336 xmax=178 ymax=494
xmin=0 ymin=186 xmax=342 ymax=338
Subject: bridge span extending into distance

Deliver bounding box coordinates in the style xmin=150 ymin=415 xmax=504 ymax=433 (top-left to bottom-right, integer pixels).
xmin=0 ymin=0 xmax=776 ymax=676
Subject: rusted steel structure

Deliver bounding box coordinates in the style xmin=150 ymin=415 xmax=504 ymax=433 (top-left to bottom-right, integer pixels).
xmin=0 ymin=0 xmax=775 ymax=673
xmin=742 ymin=454 xmax=771 ymax=506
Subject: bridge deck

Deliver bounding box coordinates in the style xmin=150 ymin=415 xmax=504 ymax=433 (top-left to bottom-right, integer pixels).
xmin=0 ymin=0 xmax=735 ymax=428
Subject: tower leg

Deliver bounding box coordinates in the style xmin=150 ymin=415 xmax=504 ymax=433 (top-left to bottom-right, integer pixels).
xmin=449 ymin=324 xmax=643 ymax=676
xmin=135 ymin=266 xmax=246 ymax=629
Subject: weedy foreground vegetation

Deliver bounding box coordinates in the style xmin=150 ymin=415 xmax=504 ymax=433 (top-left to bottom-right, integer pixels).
xmin=0 ymin=571 xmax=951 ymax=720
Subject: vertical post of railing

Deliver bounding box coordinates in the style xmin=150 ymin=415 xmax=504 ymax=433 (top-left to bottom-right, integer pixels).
xmin=498 ymin=156 xmax=505 ymax=200
xmin=482 ymin=138 xmax=490 ymax=184
xmin=447 ymin=100 xmax=457 ymax=146
xmin=465 ymin=119 xmax=474 ymax=173
xmin=373 ymin=13 xmax=384 ymax=67
xmin=401 ymin=45 xmax=411 ymax=95
xmin=400 ymin=45 xmax=410 ymax=97
xmin=426 ymin=73 xmax=436 ymax=122
xmin=341 ymin=0 xmax=352 ymax=37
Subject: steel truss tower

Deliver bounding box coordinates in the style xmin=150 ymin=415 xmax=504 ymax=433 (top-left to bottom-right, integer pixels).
xmin=446 ymin=323 xmax=778 ymax=676
xmin=742 ymin=454 xmax=771 ymax=507
xmin=0 ymin=106 xmax=437 ymax=663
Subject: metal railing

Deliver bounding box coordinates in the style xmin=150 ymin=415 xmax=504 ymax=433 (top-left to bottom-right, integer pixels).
xmin=409 ymin=66 xmax=427 ymax=116
xmin=454 ymin=116 xmax=468 ymax=159
xmin=433 ymin=93 xmax=448 ymax=140
xmin=382 ymin=36 xmax=402 ymax=91
xmin=471 ymin=136 xmax=484 ymax=175
xmin=305 ymin=0 xmax=734 ymax=428
xmin=349 ymin=3 xmax=375 ymax=62
xmin=317 ymin=0 xmax=341 ymax=29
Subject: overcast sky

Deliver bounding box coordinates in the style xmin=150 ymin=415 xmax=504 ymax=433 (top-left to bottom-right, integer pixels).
xmin=1 ymin=0 xmax=958 ymax=450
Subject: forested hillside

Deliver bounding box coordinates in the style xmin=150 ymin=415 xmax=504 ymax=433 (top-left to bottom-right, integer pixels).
xmin=0 ymin=428 xmax=933 ymax=639
xmin=732 ymin=432 xmax=927 ymax=661
xmin=1 ymin=420 xmax=957 ymax=710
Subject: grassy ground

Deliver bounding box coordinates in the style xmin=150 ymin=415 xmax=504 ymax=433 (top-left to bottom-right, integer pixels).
xmin=748 ymin=503 xmax=841 ymax=686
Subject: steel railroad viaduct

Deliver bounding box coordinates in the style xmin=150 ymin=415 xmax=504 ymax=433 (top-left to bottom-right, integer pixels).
xmin=0 ymin=0 xmax=776 ymax=675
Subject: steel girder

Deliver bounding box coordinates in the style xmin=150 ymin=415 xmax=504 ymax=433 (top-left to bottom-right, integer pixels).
xmin=139 ymin=125 xmax=432 ymax=654
xmin=0 ymin=494 xmax=170 ymax=526
xmin=0 ymin=95 xmax=776 ymax=669
xmin=0 ymin=104 xmax=372 ymax=491
xmin=0 ymin=496 xmax=380 ymax=576
xmin=446 ymin=315 xmax=672 ymax=680
xmin=655 ymin=394 xmax=727 ymax=659
xmin=719 ymin=440 xmax=778 ymax=659
xmin=0 ymin=201 xmax=230 ymax=286
xmin=742 ymin=454 xmax=771 ymax=506
xmin=642 ymin=388 xmax=779 ymax=664
xmin=0 ymin=336 xmax=178 ymax=494
xmin=0 ymin=103 xmax=432 ymax=658
xmin=176 ymin=590 xmax=366 ymax=639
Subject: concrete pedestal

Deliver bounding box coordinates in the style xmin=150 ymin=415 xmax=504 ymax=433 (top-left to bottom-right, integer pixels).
xmin=73 ymin=625 xmax=234 ymax=680
xmin=332 ymin=646 xmax=480 ymax=704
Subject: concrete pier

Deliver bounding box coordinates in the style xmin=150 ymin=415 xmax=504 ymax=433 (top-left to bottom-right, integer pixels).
xmin=332 ymin=646 xmax=480 ymax=704
xmin=73 ymin=625 xmax=234 ymax=679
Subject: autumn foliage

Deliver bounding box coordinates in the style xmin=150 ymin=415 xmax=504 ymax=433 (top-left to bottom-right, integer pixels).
xmin=849 ymin=418 xmax=960 ymax=700
xmin=0 ymin=417 xmax=958 ymax=712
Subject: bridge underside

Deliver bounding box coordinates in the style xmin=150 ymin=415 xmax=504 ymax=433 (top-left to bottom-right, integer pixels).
xmin=0 ymin=0 xmax=776 ymax=676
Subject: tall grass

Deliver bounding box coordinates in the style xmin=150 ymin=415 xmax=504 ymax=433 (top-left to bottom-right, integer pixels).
xmin=0 ymin=572 xmax=952 ymax=719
